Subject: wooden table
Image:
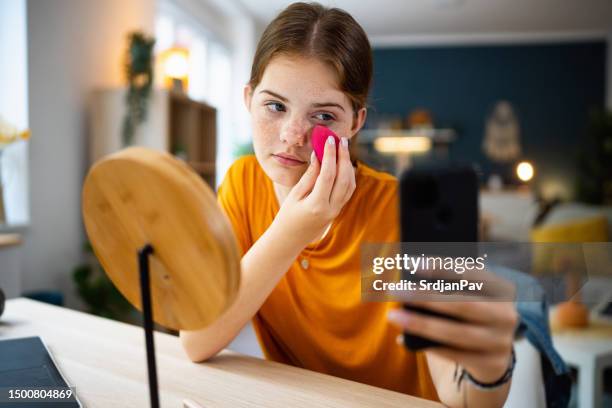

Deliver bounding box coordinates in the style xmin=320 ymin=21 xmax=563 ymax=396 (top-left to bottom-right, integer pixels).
xmin=552 ymin=323 xmax=612 ymax=408
xmin=1 ymin=298 xmax=441 ymax=407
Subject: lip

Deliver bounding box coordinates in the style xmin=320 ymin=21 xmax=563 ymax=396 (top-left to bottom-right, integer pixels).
xmin=272 ymin=152 xmax=307 ymax=167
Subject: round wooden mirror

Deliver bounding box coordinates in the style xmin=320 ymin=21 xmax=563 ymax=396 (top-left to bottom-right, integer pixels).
xmin=82 ymin=147 xmax=240 ymax=330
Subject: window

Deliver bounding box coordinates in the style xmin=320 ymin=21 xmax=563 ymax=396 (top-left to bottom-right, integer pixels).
xmin=155 ymin=4 xmax=239 ymax=187
xmin=0 ymin=0 xmax=29 ymax=229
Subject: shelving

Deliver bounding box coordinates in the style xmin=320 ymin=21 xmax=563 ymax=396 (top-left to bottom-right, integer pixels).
xmin=90 ymin=88 xmax=217 ymax=188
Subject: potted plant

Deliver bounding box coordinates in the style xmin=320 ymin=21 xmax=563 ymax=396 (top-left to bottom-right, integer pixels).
xmin=576 ymin=109 xmax=612 ymax=205
xmin=72 ymin=242 xmax=134 ymax=321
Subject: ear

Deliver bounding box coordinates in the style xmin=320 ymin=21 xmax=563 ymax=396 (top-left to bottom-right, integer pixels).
xmin=243 ymin=84 xmax=253 ymax=111
xmin=350 ymin=107 xmax=367 ymax=137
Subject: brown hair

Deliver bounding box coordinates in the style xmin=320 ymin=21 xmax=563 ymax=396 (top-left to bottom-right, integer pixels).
xmin=249 ymin=2 xmax=372 ymax=119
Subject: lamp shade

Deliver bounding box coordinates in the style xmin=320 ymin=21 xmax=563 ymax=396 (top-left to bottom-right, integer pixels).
xmin=159 ymin=46 xmax=190 ymax=90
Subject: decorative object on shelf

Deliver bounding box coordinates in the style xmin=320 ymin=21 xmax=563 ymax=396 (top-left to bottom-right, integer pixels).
xmin=360 ymin=110 xmax=457 ymax=175
xmin=364 ymin=109 xmax=456 ymax=154
xmin=370 ymin=108 xmax=435 ymax=154
xmin=482 ymin=100 xmax=521 ymax=163
xmin=575 ymin=109 xmax=612 ymax=205
xmin=159 ymin=46 xmax=190 ymax=93
xmin=0 ymin=116 xmax=30 ymax=224
xmin=122 ymin=31 xmax=155 ymax=147
xmin=362 ymin=128 xmax=456 ymax=145
xmin=405 ymin=108 xmax=433 ymax=129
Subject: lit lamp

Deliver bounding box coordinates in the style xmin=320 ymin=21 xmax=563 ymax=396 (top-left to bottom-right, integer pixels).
xmin=516 ymin=161 xmax=534 ymax=183
xmin=159 ymin=46 xmax=190 ymax=92
xmin=374 ymin=132 xmax=432 ymax=172
xmin=374 ymin=136 xmax=432 ymax=154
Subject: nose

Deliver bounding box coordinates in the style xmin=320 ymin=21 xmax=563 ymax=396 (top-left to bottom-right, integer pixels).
xmin=279 ymin=116 xmax=310 ymax=147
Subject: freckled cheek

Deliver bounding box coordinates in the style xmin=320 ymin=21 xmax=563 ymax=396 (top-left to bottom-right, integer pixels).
xmin=327 ymin=121 xmax=352 ymax=139
xmin=252 ymin=115 xmax=281 ymax=151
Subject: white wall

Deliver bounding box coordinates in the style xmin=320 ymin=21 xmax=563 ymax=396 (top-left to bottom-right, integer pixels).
xmin=227 ymin=13 xmax=257 ymax=169
xmin=24 ymin=0 xmax=154 ymax=306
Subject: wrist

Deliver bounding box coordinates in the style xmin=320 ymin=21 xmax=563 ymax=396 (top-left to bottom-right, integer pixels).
xmin=461 ymin=348 xmax=516 ymax=391
xmin=267 ymin=218 xmax=308 ymax=255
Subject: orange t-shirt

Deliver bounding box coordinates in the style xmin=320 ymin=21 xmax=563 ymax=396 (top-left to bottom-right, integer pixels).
xmin=217 ymin=155 xmax=439 ymax=401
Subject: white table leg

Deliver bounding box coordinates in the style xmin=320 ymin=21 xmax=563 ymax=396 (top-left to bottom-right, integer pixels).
xmin=577 ymin=358 xmax=603 ymax=408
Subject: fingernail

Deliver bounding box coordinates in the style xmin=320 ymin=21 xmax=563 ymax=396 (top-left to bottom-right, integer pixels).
xmin=341 ymin=137 xmax=348 ymax=148
xmin=310 ymin=151 xmax=316 ymax=163
xmin=327 ymin=135 xmax=335 ymax=145
xmin=387 ymin=309 xmax=402 ymax=322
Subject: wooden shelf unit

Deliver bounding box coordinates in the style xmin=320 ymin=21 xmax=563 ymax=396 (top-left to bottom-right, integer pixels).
xmin=90 ymin=88 xmax=217 ymax=189
xmin=168 ymin=92 xmax=217 ymax=187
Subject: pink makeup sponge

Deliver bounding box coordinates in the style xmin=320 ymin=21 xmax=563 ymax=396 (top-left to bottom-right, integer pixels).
xmin=311 ymin=125 xmax=340 ymax=163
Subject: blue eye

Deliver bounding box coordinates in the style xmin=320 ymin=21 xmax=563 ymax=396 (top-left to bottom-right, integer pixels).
xmin=266 ymin=102 xmax=285 ymax=113
xmin=314 ymin=112 xmax=335 ymax=122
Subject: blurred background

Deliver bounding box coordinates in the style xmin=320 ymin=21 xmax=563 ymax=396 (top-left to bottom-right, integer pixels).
xmin=0 ymin=1 xmax=611 ymax=407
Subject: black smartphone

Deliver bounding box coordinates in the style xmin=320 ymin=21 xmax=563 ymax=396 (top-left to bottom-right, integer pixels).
xmin=399 ymin=164 xmax=479 ymax=350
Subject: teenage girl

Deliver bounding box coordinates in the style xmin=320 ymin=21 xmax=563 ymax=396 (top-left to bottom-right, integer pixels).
xmin=181 ymin=3 xmax=517 ymax=407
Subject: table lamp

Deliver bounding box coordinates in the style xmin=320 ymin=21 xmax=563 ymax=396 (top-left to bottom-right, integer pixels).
xmin=82 ymin=147 xmax=241 ymax=407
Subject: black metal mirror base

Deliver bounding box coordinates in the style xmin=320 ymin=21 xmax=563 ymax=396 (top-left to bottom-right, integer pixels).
xmin=138 ymin=244 xmax=159 ymax=408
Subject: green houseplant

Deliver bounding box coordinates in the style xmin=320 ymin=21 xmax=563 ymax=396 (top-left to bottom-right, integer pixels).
xmin=122 ymin=31 xmax=155 ymax=146
xmin=575 ymin=109 xmax=612 ymax=205
xmin=72 ymin=242 xmax=134 ymax=321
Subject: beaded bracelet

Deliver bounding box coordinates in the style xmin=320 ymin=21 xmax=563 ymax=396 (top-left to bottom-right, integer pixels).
xmin=454 ymin=348 xmax=516 ymax=392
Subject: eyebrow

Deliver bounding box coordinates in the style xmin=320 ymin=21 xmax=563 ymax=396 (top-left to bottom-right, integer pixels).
xmin=259 ymin=89 xmax=345 ymax=112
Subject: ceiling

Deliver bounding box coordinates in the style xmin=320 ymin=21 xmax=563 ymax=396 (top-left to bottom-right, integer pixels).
xmin=236 ymin=0 xmax=612 ymax=45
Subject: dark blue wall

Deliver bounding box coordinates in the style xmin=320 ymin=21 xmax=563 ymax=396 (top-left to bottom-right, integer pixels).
xmin=369 ymin=42 xmax=606 ymax=193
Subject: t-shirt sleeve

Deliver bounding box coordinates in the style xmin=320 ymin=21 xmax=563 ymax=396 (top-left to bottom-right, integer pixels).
xmin=216 ymin=158 xmax=253 ymax=257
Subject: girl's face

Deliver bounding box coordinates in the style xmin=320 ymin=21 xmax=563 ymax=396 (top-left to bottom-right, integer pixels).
xmin=244 ymin=55 xmax=366 ymax=187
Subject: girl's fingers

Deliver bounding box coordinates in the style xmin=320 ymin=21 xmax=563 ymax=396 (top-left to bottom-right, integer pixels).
xmin=311 ymin=135 xmax=338 ymax=202
xmin=329 ymin=137 xmax=354 ymax=208
xmin=342 ymin=173 xmax=357 ymax=205
xmin=402 ymin=301 xmax=518 ymax=328
xmin=426 ymin=347 xmax=511 ymax=382
xmin=387 ymin=308 xmax=510 ymax=353
xmin=290 ymin=151 xmax=320 ymax=199
xmin=312 ymin=136 xmax=337 ymax=204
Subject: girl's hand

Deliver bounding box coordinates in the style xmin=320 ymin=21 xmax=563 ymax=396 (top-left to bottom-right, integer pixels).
xmin=272 ymin=135 xmax=355 ymax=248
xmin=388 ymin=300 xmax=518 ymax=383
